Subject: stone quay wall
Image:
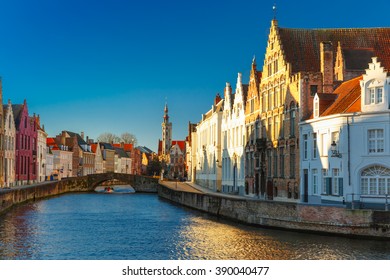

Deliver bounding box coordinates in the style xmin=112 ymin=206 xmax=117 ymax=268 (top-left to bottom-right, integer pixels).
xmin=0 ymin=177 xmax=89 ymax=215
xmin=0 ymin=174 xmax=158 ymax=215
xmin=157 ymin=184 xmax=390 ymax=239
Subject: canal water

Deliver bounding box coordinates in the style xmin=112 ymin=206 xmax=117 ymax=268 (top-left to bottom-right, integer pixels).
xmin=0 ymin=193 xmax=389 ymax=260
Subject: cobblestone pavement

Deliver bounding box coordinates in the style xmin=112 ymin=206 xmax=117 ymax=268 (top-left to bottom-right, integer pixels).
xmin=159 ymin=180 xmax=203 ymax=193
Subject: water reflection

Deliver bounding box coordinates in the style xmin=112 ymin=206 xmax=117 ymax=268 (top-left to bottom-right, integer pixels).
xmin=1 ymin=194 xmax=390 ymax=260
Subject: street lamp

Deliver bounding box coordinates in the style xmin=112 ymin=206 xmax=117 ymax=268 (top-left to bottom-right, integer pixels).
xmin=330 ymin=141 xmax=342 ymax=158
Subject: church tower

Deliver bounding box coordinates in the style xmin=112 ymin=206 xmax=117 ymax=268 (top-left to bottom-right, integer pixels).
xmin=161 ymin=103 xmax=172 ymax=156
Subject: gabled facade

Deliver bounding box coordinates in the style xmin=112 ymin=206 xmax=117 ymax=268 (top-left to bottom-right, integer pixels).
xmin=3 ymin=100 xmax=16 ymax=187
xmin=246 ymin=20 xmax=390 ymax=202
xmin=221 ymin=73 xmax=247 ymax=194
xmin=168 ymin=141 xmax=186 ymax=178
xmin=36 ymin=115 xmax=47 ymax=182
xmin=13 ymin=100 xmax=38 ymax=185
xmin=300 ymin=57 xmax=390 ymax=209
xmin=47 ymin=137 xmax=72 ymax=179
xmin=99 ymin=142 xmax=115 ymax=173
xmin=91 ymin=143 xmax=103 ymax=174
xmin=194 ymin=94 xmax=223 ymax=191
xmin=55 ymin=131 xmax=95 ymax=176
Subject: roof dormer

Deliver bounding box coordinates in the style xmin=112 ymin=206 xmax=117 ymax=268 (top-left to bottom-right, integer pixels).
xmin=360 ymin=57 xmax=390 ymax=113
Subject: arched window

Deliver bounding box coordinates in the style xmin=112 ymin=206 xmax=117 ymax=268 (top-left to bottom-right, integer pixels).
xmin=361 ymin=166 xmax=390 ymax=195
xmin=290 ymin=102 xmax=296 ymax=137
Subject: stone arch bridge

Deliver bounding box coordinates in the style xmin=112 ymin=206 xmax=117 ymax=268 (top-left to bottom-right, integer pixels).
xmin=51 ymin=173 xmax=159 ymax=193
xmin=86 ymin=172 xmax=159 ymax=192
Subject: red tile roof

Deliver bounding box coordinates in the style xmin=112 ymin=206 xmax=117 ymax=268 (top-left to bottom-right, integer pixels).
xmin=90 ymin=144 xmax=98 ymax=153
xmin=278 ymin=27 xmax=390 ymax=73
xmin=112 ymin=143 xmax=133 ymax=152
xmin=172 ymin=140 xmax=185 ymax=151
xmin=47 ymin=137 xmax=59 ymax=150
xmin=321 ymin=76 xmax=362 ymax=116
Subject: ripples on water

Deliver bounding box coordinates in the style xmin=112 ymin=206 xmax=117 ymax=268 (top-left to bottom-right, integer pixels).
xmin=0 ymin=193 xmax=390 ymax=260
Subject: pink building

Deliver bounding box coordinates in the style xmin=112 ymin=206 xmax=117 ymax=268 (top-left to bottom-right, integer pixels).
xmin=13 ymin=100 xmax=38 ymax=185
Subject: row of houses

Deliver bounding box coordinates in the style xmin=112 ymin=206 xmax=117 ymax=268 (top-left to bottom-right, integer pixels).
xmin=185 ymin=19 xmax=390 ymax=209
xmin=0 ymin=87 xmax=155 ymax=187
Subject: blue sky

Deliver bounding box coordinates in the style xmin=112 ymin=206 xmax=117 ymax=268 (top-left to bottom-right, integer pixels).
xmin=0 ymin=0 xmax=388 ymax=151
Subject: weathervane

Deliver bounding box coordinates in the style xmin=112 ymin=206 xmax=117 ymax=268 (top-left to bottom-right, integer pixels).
xmin=273 ymin=2 xmax=277 ymax=20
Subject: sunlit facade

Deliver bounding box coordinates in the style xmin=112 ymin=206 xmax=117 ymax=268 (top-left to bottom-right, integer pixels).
xmin=300 ymin=58 xmax=390 ymax=209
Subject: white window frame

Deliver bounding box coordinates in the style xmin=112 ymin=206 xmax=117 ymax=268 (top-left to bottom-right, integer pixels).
xmin=368 ymin=129 xmax=384 ymax=154
xmin=303 ymin=134 xmax=308 ymax=160
xmin=312 ymin=169 xmax=318 ymax=195
xmin=312 ymin=133 xmax=318 ymax=159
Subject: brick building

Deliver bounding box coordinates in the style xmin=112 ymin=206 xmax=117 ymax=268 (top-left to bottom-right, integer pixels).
xmin=245 ymin=19 xmax=390 ymax=201
xmin=13 ymin=100 xmax=38 ymax=185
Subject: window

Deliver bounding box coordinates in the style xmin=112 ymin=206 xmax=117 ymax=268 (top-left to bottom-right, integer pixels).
xmin=331 ymin=131 xmax=340 ymax=145
xmin=268 ymin=117 xmax=273 ymax=139
xmin=303 ymin=134 xmax=308 ymax=160
xmin=267 ymin=150 xmax=272 ymax=177
xmin=290 ymin=146 xmax=295 ymax=178
xmin=274 ymin=58 xmax=278 ymax=73
xmin=312 ymin=169 xmax=318 ymax=195
xmin=273 ymin=150 xmax=278 ymax=177
xmin=322 ymin=169 xmax=328 ymax=194
xmin=312 ymin=133 xmax=318 ymax=159
xmin=368 ymin=129 xmax=384 ymax=153
xmin=290 ymin=104 xmax=295 ymax=137
xmin=321 ymin=133 xmax=328 ymax=156
xmin=370 ymin=88 xmax=375 ymax=104
xmin=310 ymin=85 xmax=318 ymax=96
xmin=274 ymin=115 xmax=279 ymax=139
xmin=361 ymin=166 xmax=390 ymax=195
xmin=280 ymin=147 xmax=284 ymax=178
xmin=377 ymin=88 xmax=383 ymax=103
xmin=367 ymin=87 xmax=384 ymax=104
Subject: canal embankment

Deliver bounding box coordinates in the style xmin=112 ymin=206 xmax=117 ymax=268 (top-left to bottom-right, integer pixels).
xmin=0 ymin=177 xmax=90 ymax=215
xmin=157 ymin=182 xmax=390 ymax=239
xmin=0 ymin=174 xmax=159 ymax=215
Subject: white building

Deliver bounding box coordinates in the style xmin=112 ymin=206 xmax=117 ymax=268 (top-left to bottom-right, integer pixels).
xmin=300 ymin=57 xmax=390 ymax=209
xmin=36 ymin=117 xmax=47 ymax=182
xmin=45 ymin=151 xmax=54 ymax=180
xmin=221 ymin=73 xmax=247 ymax=195
xmin=194 ymin=94 xmax=223 ymax=191
xmin=3 ymin=100 xmax=16 ymax=188
xmin=52 ymin=146 xmax=73 ymax=180
xmin=92 ymin=143 xmax=103 ymax=174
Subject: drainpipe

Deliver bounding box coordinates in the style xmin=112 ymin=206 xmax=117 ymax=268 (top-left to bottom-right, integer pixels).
xmin=347 ymin=116 xmax=352 ymax=209
xmin=347 ymin=116 xmax=350 ymax=186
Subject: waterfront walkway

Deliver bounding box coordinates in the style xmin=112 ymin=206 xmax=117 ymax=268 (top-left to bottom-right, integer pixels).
xmin=159 ymin=180 xmax=259 ymax=200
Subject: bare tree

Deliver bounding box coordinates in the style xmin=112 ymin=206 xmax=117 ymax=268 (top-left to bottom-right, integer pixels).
xmin=97 ymin=132 xmax=120 ymax=143
xmin=120 ymin=132 xmax=138 ymax=145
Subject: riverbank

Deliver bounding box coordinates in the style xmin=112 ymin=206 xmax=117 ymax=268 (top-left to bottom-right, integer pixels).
xmin=157 ymin=182 xmax=390 ymax=239
xmin=0 ymin=174 xmax=159 ymax=215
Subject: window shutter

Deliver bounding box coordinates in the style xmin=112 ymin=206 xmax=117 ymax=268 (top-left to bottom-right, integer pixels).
xmin=326 ymin=178 xmax=332 ymax=195
xmin=338 ymin=178 xmax=343 ymax=196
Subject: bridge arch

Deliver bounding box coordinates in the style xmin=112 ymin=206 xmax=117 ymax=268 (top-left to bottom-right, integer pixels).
xmin=86 ymin=173 xmax=159 ymax=193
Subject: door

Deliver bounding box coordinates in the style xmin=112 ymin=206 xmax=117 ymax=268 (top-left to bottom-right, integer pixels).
xmin=303 ymin=169 xmax=308 ymax=202
xmin=267 ymin=180 xmax=273 ymax=200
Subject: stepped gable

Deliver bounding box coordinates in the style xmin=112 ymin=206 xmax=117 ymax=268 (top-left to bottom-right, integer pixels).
xmin=278 ymin=27 xmax=390 ymax=73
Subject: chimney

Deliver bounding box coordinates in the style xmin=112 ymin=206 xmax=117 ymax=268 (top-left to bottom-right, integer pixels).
xmin=81 ymin=132 xmax=84 ymax=140
xmin=214 ymin=93 xmax=222 ymax=105
xmin=320 ymin=42 xmax=334 ymax=93
xmin=61 ymin=131 xmax=66 ymax=146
